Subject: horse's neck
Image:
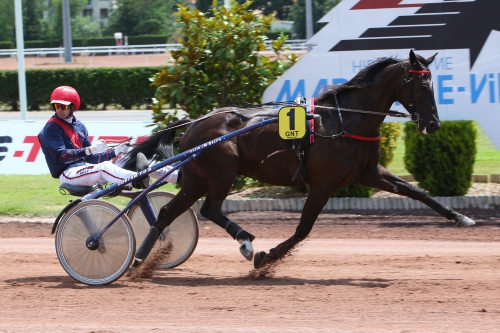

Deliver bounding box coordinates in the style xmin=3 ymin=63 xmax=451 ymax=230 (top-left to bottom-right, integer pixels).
xmin=342 ymin=65 xmax=405 ymax=133
xmin=362 ymin=65 xmax=405 ymax=112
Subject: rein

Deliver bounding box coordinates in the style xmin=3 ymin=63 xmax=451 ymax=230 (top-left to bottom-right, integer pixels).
xmin=152 ymin=103 xmax=293 ymax=135
xmin=154 ymin=66 xmax=431 ymax=142
xmin=312 ymin=105 xmax=410 ymax=118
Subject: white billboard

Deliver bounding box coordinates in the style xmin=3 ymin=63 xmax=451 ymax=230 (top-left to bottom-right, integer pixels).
xmin=0 ymin=121 xmax=151 ymax=175
xmin=264 ymin=0 xmax=500 ymax=149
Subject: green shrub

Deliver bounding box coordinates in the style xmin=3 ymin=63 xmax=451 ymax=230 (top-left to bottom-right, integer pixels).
xmin=331 ymin=183 xmax=374 ymax=198
xmin=379 ymin=122 xmax=401 ymax=167
xmin=24 ymin=40 xmax=60 ymax=48
xmin=404 ymin=120 xmax=477 ymax=196
xmin=0 ymin=41 xmax=14 ymax=49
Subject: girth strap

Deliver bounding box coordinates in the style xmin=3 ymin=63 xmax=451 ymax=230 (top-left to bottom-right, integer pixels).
xmin=343 ymin=132 xmax=382 ymax=141
xmin=333 ymin=93 xmax=382 ymax=142
xmin=260 ymin=141 xmax=306 ymax=183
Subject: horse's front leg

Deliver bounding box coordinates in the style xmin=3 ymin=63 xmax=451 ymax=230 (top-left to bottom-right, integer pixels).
xmin=359 ymin=165 xmax=475 ymax=227
xmin=254 ymin=187 xmax=331 ymax=269
xmin=200 ymin=194 xmax=256 ymax=261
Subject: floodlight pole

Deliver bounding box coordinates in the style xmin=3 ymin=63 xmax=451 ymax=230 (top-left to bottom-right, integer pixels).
xmin=14 ymin=0 xmax=27 ymax=119
xmin=62 ymin=0 xmax=72 ymax=62
xmin=305 ymin=0 xmax=313 ymax=51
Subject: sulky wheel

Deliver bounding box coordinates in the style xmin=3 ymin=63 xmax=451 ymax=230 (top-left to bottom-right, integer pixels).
xmin=55 ymin=199 xmax=135 ymax=286
xmin=127 ymin=191 xmax=199 ymax=269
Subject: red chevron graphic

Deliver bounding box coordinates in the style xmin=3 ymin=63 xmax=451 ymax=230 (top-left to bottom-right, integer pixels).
xmin=352 ymin=0 xmax=422 ymax=9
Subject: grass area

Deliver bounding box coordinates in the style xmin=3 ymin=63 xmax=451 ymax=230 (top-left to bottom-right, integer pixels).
xmin=0 ymin=175 xmax=178 ymax=217
xmin=386 ymin=122 xmax=500 ymax=176
xmin=1 ymin=122 xmax=500 ymax=217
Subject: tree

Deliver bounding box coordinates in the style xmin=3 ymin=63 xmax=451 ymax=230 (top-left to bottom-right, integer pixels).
xmin=105 ymin=0 xmax=185 ymax=36
xmin=150 ymin=0 xmax=298 ymax=129
xmin=0 ymin=1 xmax=14 ymax=43
xmin=38 ymin=0 xmax=88 ymax=43
xmin=23 ymin=0 xmax=43 ymax=41
xmin=290 ymin=0 xmax=340 ymax=39
xmin=248 ymin=0 xmax=294 ymax=20
xmin=71 ymin=16 xmax=102 ymax=43
xmin=195 ymin=0 xmax=213 ymax=12
xmin=196 ymin=0 xmax=293 ymax=20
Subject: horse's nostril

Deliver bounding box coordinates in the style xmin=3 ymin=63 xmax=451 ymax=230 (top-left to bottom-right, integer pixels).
xmin=429 ymin=121 xmax=440 ymax=129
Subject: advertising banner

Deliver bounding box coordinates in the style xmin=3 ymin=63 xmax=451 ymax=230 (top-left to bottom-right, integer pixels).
xmin=0 ymin=121 xmax=152 ymax=174
xmin=263 ymin=0 xmax=500 ymax=149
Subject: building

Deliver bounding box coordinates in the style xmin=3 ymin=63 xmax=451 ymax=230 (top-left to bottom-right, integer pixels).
xmin=82 ymin=0 xmax=115 ymax=25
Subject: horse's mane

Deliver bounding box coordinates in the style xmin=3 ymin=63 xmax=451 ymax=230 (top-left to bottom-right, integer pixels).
xmin=318 ymin=57 xmax=401 ymax=101
xmin=349 ymin=57 xmax=400 ymax=87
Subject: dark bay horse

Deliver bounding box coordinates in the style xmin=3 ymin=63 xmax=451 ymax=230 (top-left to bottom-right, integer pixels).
xmin=126 ymin=50 xmax=475 ymax=270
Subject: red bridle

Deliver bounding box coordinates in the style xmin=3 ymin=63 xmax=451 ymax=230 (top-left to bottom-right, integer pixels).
xmin=408 ymin=69 xmax=431 ymax=75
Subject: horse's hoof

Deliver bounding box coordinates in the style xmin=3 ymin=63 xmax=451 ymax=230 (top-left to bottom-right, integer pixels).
xmin=239 ymin=240 xmax=254 ymax=261
xmin=253 ymin=251 xmax=267 ymax=269
xmin=455 ymin=214 xmax=475 ymax=228
xmin=132 ymin=258 xmax=143 ymax=267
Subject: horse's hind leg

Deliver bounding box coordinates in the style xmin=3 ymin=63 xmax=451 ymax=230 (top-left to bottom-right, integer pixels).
xmin=133 ymin=183 xmax=207 ymax=266
xmin=358 ymin=165 xmax=475 ymax=227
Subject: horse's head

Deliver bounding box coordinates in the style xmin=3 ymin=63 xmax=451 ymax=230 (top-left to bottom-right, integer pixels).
xmin=398 ymin=50 xmax=439 ymax=134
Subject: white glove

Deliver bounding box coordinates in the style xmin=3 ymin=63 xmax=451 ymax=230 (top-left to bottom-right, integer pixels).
xmin=86 ymin=139 xmax=107 ymax=155
xmin=114 ymin=142 xmax=131 ymax=155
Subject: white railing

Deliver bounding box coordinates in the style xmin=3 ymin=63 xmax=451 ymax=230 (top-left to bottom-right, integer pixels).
xmin=0 ymin=40 xmax=308 ymax=57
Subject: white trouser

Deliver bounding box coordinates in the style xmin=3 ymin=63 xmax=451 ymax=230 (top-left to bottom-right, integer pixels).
xmin=150 ymin=166 xmax=178 ymax=184
xmin=60 ymin=161 xmax=178 ymax=186
xmin=114 ymin=156 xmax=179 ymax=184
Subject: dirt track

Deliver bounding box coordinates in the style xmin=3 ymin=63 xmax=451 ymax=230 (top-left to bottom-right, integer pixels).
xmin=1 ymin=209 xmax=499 ymax=332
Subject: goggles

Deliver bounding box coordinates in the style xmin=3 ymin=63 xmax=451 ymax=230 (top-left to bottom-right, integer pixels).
xmin=52 ymin=103 xmax=71 ymax=111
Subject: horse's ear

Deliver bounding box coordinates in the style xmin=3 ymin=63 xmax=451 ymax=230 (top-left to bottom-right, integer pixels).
xmin=409 ymin=49 xmax=418 ymax=67
xmin=426 ymin=52 xmax=438 ymax=65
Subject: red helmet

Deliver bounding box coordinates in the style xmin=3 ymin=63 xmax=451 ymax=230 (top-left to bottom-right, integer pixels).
xmin=50 ymin=86 xmax=81 ymax=110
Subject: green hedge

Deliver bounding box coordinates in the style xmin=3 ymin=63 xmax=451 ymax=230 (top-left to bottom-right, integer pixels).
xmin=0 ymin=41 xmax=14 ymax=49
xmin=404 ymin=121 xmax=477 ymax=196
xmin=0 ymin=67 xmax=162 ymax=110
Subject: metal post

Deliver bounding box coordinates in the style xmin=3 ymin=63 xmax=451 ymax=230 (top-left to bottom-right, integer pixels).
xmin=305 ymin=0 xmax=313 ymax=51
xmin=14 ymin=0 xmax=27 ymax=119
xmin=62 ymin=0 xmax=72 ymax=62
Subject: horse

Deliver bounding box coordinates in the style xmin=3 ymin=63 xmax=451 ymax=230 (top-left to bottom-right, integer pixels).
xmin=124 ymin=50 xmax=475 ymax=270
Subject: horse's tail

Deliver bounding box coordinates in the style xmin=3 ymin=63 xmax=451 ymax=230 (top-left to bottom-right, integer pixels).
xmin=122 ymin=119 xmax=190 ymax=171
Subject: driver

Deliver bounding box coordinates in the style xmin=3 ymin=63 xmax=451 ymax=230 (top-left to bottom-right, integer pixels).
xmin=38 ymin=85 xmax=178 ymax=189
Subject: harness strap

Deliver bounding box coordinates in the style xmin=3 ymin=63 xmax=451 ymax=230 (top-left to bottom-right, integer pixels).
xmin=343 ymin=132 xmax=382 ymax=141
xmin=309 ymin=97 xmax=315 ymax=144
xmin=334 ymin=93 xmax=345 ymax=131
xmin=333 ymin=93 xmax=381 ymax=142
xmin=47 ymin=116 xmax=83 ymax=148
xmin=408 ymin=69 xmax=431 ymax=74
